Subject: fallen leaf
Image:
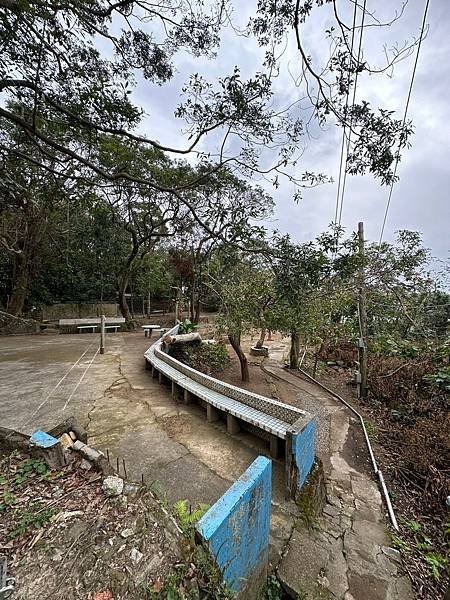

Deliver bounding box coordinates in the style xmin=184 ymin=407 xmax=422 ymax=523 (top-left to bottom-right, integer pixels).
xmin=94 ymin=591 xmax=114 ymax=600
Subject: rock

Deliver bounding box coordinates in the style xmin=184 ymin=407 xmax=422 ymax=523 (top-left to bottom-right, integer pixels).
xmin=130 ymin=548 xmax=143 ymax=564
xmin=82 ymin=445 xmax=101 ymax=461
xmin=51 ymin=548 xmax=63 ymax=562
xmin=73 ymin=440 xmax=84 ymax=451
xmin=102 ymin=475 xmax=124 ymax=497
xmin=123 ymin=483 xmax=139 ymax=499
xmin=58 ymin=510 xmax=84 ymax=521
xmin=69 ymin=431 xmax=77 ymax=441
xmin=80 ymin=458 xmax=92 ymax=470
xmin=381 ymin=546 xmax=402 ymax=564
xmin=120 ymin=527 xmax=134 ymax=539
xmin=111 ymin=495 xmax=128 ymax=509
xmin=59 ymin=433 xmax=74 ymax=449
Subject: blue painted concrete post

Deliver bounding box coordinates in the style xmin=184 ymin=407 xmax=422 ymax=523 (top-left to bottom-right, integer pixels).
xmin=196 ymin=456 xmax=272 ymax=599
xmin=29 ymin=430 xmax=65 ymax=469
xmin=291 ymin=418 xmax=316 ymax=489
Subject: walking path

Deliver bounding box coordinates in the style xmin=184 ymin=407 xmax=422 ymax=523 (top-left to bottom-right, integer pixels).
xmin=262 ymin=357 xmax=413 ymax=600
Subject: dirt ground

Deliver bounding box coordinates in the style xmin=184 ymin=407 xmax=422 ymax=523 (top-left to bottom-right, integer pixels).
xmin=0 ymin=450 xmax=182 ymax=600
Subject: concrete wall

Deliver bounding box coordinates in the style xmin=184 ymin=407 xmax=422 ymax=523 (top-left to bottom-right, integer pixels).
xmin=196 ymin=456 xmax=272 ymax=599
xmin=42 ymin=303 xmax=118 ymax=320
xmin=291 ymin=418 xmax=317 ymax=489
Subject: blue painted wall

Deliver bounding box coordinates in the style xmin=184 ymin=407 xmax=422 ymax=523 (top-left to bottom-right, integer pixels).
xmin=196 ymin=456 xmax=272 ymax=594
xmin=292 ymin=419 xmax=316 ymax=488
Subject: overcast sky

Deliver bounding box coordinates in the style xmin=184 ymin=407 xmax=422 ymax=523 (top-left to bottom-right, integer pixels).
xmin=134 ymin=0 xmax=449 ymax=262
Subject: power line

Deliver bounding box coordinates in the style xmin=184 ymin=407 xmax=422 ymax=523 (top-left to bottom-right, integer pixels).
xmin=338 ymin=0 xmax=367 ymax=227
xmin=334 ymin=0 xmax=359 ymax=224
xmin=378 ymin=0 xmax=431 ymax=247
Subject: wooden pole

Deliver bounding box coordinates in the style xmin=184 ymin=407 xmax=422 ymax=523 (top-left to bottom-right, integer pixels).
xmin=100 ymin=314 xmax=105 ymax=355
xmin=358 ymin=222 xmax=368 ymax=399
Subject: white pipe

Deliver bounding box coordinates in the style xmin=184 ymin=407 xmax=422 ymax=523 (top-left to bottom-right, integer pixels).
xmin=294 ymin=366 xmax=399 ymax=531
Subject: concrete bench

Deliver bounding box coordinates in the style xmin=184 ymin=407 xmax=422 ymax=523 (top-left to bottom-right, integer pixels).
xmin=105 ymin=325 xmax=120 ymax=333
xmin=77 ymin=325 xmax=97 ymax=333
xmin=144 ymin=325 xmax=316 ymax=495
xmin=142 ymin=324 xmax=161 ymax=338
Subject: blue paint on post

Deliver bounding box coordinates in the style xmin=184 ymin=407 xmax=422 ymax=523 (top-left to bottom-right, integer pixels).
xmin=292 ymin=419 xmax=316 ymax=489
xmin=29 ymin=431 xmax=59 ymax=449
xmin=196 ymin=456 xmax=272 ymax=595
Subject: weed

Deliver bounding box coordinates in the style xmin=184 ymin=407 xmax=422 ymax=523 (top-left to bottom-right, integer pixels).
xmin=173 ymin=499 xmax=209 ymax=533
xmin=364 ymin=420 xmax=379 ymax=442
xmin=178 ymin=319 xmax=198 ymax=335
xmin=0 ymin=489 xmax=16 ymax=512
xmin=423 ymin=366 xmax=450 ymax=391
xmin=13 ymin=458 xmax=48 ymax=486
xmin=391 ymin=535 xmax=411 ymax=553
xmin=401 ymin=518 xmax=421 ymax=534
xmin=416 ymin=536 xmax=433 ymax=551
xmin=263 ymin=574 xmax=283 ymax=599
xmin=10 ymin=505 xmax=56 ymax=538
xmin=424 ymin=552 xmax=448 ymax=581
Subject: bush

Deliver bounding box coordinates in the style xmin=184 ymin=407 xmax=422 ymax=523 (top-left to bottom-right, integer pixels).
xmin=171 ymin=341 xmax=230 ymax=375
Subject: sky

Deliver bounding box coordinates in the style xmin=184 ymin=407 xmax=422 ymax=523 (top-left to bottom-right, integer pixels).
xmin=132 ymin=0 xmax=450 ymax=263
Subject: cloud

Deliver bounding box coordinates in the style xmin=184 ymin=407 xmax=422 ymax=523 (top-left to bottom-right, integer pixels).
xmin=134 ymin=0 xmax=449 ymax=260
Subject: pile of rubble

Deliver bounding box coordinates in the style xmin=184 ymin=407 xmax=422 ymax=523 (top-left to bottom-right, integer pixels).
xmin=0 ymin=429 xmax=182 ymax=599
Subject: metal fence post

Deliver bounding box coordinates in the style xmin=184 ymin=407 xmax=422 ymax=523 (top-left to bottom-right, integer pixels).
xmin=100 ymin=314 xmax=105 ymax=355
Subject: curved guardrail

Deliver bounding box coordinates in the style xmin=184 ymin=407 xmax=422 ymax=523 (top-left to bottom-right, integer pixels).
xmin=144 ymin=325 xmax=316 ymax=494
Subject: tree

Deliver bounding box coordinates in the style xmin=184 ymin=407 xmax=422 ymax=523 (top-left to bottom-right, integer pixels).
xmin=210 ymin=259 xmax=275 ymax=382
xmin=269 ymin=228 xmax=358 ymax=369
xmin=0 ymin=136 xmax=71 ymax=314
xmin=167 ymin=168 xmax=274 ymax=323
xmin=364 ymin=231 xmax=449 ymax=341
xmin=1 ymin=0 xmax=416 ymax=222
xmin=134 ymin=251 xmax=176 ymax=317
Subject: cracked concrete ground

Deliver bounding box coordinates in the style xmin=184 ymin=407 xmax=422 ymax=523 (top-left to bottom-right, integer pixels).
xmin=0 ymin=332 xmax=296 ymax=567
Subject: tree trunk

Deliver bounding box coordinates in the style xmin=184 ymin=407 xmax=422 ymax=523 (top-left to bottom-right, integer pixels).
xmin=190 ymin=280 xmax=196 ymax=322
xmin=289 ymin=330 xmax=300 ymax=369
xmin=194 ymin=298 xmax=201 ymax=324
xmin=147 ymin=290 xmax=151 ymax=318
xmin=312 ymin=342 xmax=324 ymax=378
xmin=256 ymin=327 xmax=266 ymax=349
xmin=228 ymin=334 xmax=249 ymax=382
xmin=118 ymin=272 xmax=133 ymax=323
xmin=164 ymin=332 xmax=202 ymax=345
xmin=8 ymin=255 xmax=30 ymax=316
xmin=118 ymin=240 xmax=139 ymax=324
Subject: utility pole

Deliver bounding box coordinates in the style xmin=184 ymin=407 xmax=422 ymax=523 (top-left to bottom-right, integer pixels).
xmin=357 ymin=222 xmax=368 ymax=399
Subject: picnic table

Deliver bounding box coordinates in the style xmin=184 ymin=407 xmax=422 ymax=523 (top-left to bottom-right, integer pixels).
xmin=77 ymin=325 xmax=97 ymax=333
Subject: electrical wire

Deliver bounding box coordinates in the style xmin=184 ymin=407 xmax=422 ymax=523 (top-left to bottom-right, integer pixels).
xmin=378 ymin=0 xmax=431 ymax=247
xmin=334 ymin=0 xmax=359 ymax=224
xmin=337 ymin=0 xmax=368 ymax=227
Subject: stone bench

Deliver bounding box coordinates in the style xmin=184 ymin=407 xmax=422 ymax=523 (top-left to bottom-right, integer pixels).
xmin=142 ymin=324 xmax=161 ymax=338
xmin=144 ymin=325 xmax=316 ymax=495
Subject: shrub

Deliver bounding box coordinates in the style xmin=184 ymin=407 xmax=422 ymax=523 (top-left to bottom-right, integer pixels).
xmin=171 ymin=341 xmax=230 ymax=375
